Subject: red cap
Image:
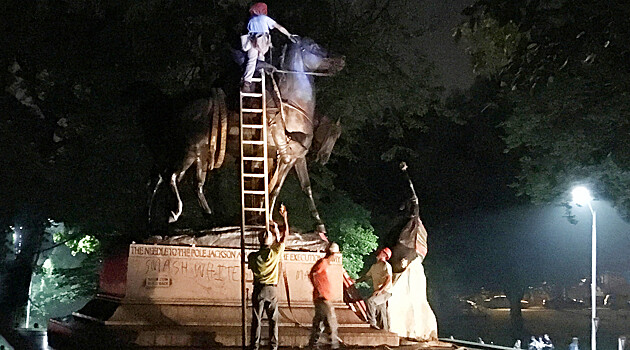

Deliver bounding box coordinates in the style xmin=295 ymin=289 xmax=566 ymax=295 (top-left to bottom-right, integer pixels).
xmin=249 ymin=2 xmax=268 ymax=16
xmin=379 ymin=247 xmax=392 ymax=260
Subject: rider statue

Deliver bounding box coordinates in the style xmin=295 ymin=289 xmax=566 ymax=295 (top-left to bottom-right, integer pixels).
xmin=240 ymin=2 xmax=298 ymax=164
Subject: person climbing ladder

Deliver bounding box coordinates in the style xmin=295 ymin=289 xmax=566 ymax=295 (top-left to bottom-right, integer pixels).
xmin=241 ymin=2 xmax=297 ymax=92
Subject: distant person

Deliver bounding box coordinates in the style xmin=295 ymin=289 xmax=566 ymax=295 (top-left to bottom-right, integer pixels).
xmin=356 ymin=247 xmax=393 ymax=330
xmin=568 ymin=337 xmax=579 ymax=350
xmin=241 ymin=2 xmax=297 ymax=92
xmin=542 ymin=334 xmax=554 ymax=349
xmin=308 ymin=242 xmax=341 ymax=349
xmin=529 ymin=336 xmax=541 ymax=350
xmin=247 ymin=204 xmax=290 ymax=350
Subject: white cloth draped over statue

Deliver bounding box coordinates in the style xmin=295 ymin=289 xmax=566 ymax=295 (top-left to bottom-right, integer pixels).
xmin=386 ymin=257 xmax=438 ymax=341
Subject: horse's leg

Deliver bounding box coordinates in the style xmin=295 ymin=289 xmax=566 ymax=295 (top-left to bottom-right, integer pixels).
xmin=294 ymin=157 xmax=325 ymax=233
xmin=147 ymin=173 xmax=163 ymax=224
xmin=194 ymin=154 xmax=212 ymax=216
xmin=168 ymin=173 xmax=184 ymax=223
xmin=169 ymin=155 xmax=196 ymax=223
xmin=269 ymin=138 xmax=309 ymax=212
xmin=269 ymin=112 xmax=291 ymax=164
xmin=268 ymin=158 xmax=297 ymax=214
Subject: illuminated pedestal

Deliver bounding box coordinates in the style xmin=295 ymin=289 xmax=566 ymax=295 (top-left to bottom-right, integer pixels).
xmin=48 ymin=229 xmax=399 ymax=348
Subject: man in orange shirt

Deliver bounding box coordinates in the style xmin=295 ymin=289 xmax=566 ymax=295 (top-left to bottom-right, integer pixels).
xmin=308 ymin=242 xmax=340 ymax=349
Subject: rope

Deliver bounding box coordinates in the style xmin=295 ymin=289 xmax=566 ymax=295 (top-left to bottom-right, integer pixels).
xmin=283 ymin=102 xmax=313 ymax=125
xmin=270 ymin=73 xmax=314 ymax=125
xmin=275 ymin=69 xmax=334 ymax=77
xmin=268 ymin=74 xmax=286 ymax=192
xmin=215 ymin=88 xmax=228 ymax=168
xmin=270 ymin=74 xmax=286 ymax=125
xmin=208 ymin=89 xmax=219 ymax=170
xmin=281 ymin=264 xmax=308 ymax=328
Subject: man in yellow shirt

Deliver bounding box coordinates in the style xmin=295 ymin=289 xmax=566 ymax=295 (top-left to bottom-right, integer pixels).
xmin=247 ymin=204 xmax=289 ymax=350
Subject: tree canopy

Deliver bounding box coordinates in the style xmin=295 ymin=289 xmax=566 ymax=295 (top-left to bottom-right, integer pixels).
xmin=458 ymin=0 xmax=630 ymax=214
xmin=455 ymin=0 xmax=630 ymax=337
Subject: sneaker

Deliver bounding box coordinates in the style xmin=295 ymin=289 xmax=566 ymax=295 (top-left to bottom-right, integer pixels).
xmin=242 ymin=81 xmax=254 ymax=93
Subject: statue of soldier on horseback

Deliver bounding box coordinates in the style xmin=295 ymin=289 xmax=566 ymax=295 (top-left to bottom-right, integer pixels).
xmin=141 ymin=3 xmax=345 ymax=233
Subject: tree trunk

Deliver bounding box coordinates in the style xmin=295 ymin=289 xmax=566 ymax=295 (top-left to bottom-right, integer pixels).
xmin=0 ymin=261 xmax=34 ymax=349
xmin=506 ymin=287 xmax=525 ymax=339
xmin=0 ymin=209 xmax=46 ymax=349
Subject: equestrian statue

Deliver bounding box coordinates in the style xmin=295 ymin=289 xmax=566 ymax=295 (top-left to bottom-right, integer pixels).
xmin=141 ymin=36 xmax=344 ymax=233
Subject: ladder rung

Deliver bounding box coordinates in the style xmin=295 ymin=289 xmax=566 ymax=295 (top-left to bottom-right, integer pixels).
xmin=242 ymin=108 xmax=264 ymax=113
xmin=243 ymin=156 xmax=265 ymax=161
xmin=241 ymin=92 xmax=263 ymax=97
xmin=244 ymin=208 xmax=266 ymax=212
xmin=241 ymin=75 xmax=268 ymax=234
xmin=243 ymin=173 xmax=266 ymax=178
xmin=242 ymin=124 xmax=264 ymax=129
xmin=244 ymin=190 xmax=266 ymax=194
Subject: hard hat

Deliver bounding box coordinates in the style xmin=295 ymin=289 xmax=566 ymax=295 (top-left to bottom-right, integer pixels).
xmin=379 ymin=247 xmax=392 ymax=260
xmin=327 ymin=242 xmax=340 ymax=254
xmin=249 ymin=2 xmax=268 ymax=16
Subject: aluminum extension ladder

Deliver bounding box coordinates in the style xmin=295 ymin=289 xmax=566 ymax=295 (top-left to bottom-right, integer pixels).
xmin=239 ymin=70 xmax=271 ymax=239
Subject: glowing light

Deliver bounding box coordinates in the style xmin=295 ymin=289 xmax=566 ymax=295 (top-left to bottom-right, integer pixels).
xmin=572 ymin=186 xmax=592 ymax=205
xmin=42 ymin=259 xmax=53 ymax=274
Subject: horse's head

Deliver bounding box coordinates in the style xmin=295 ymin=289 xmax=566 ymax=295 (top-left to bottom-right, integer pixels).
xmin=314 ymin=117 xmax=342 ymax=165
xmin=284 ymin=36 xmax=345 ymax=75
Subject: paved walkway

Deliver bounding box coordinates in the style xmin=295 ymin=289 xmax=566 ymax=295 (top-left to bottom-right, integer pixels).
xmin=7 ymin=330 xmax=465 ymax=350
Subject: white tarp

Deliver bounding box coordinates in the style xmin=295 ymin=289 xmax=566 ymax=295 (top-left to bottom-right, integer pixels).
xmin=387 ymin=257 xmax=438 ymax=341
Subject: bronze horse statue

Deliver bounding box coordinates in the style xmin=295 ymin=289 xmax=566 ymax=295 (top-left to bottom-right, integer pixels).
xmin=143 ymin=36 xmax=344 ymax=232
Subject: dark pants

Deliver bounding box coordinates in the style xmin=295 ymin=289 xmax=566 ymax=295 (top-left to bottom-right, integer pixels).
xmin=250 ymin=284 xmax=279 ymax=350
xmin=309 ymin=299 xmax=339 ymax=349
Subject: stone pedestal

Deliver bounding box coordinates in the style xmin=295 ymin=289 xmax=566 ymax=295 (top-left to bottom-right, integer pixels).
xmin=48 ymin=237 xmax=399 ymax=348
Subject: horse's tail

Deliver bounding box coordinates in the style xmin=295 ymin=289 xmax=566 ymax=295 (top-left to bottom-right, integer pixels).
xmin=208 ymin=88 xmax=229 ymax=170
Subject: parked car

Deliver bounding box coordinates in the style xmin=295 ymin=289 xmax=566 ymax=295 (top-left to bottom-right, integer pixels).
xmin=457 ymin=298 xmax=485 ymax=316
xmin=604 ymin=294 xmax=630 ymax=310
xmin=543 ymin=296 xmax=586 ymax=309
xmin=483 ymin=295 xmax=529 ymax=309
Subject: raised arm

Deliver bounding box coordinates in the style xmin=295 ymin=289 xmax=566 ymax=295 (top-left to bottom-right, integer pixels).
xmin=278 ymin=204 xmax=289 ymax=243
xmin=274 ymin=23 xmax=297 ymax=43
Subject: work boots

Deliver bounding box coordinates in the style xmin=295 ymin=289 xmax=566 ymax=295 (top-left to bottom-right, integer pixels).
xmin=242 ymin=81 xmax=255 ymax=93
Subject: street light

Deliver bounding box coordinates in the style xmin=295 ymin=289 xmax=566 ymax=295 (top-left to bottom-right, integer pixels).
xmin=572 ymin=186 xmax=597 ymax=350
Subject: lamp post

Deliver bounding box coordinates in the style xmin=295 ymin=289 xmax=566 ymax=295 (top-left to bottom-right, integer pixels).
xmin=572 ymin=186 xmax=597 ymax=350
